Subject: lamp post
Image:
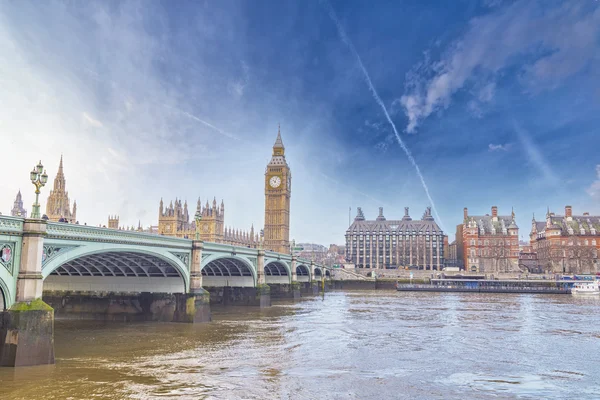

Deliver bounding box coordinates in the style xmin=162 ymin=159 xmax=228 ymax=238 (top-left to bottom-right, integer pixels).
xmin=194 ymin=210 xmax=202 ymax=240
xmin=30 ymin=160 xmax=48 ymax=219
xmin=259 ymin=229 xmax=264 ymax=250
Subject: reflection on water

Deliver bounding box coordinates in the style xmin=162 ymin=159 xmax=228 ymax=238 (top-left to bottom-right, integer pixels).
xmin=1 ymin=292 xmax=599 ymax=399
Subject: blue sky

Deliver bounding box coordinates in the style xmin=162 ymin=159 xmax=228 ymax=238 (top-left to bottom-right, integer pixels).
xmin=1 ymin=0 xmax=599 ymax=244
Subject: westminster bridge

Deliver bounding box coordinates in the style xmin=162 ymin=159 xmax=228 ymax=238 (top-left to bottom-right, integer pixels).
xmin=0 ymin=216 xmax=330 ymax=367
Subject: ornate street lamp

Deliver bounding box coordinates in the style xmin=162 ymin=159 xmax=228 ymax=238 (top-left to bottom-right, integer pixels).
xmin=30 ymin=160 xmax=48 ymax=219
xmin=259 ymin=229 xmax=264 ymax=250
xmin=194 ymin=210 xmax=202 ymax=240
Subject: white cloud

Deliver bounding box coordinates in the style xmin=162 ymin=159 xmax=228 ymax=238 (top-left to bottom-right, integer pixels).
xmin=587 ymin=165 xmax=600 ymax=200
xmin=82 ymin=112 xmax=103 ymax=128
xmin=488 ymin=143 xmax=511 ymax=152
xmin=227 ymin=61 xmax=250 ymax=100
xmin=399 ymin=1 xmax=600 ymax=133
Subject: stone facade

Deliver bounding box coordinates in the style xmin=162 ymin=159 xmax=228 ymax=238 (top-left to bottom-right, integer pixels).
xmin=531 ymin=206 xmax=600 ymax=274
xmin=459 ymin=206 xmax=520 ymax=273
xmin=45 ymin=156 xmax=77 ymax=223
xmin=10 ymin=190 xmax=27 ymax=218
xmin=345 ymin=206 xmax=446 ymax=270
xmin=157 ymin=197 xmax=258 ymax=247
xmin=108 ymin=215 xmax=119 ymax=229
xmin=264 ymin=127 xmax=291 ymax=254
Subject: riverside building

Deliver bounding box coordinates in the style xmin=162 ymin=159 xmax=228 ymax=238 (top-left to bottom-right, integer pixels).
xmin=345 ymin=207 xmax=446 ymax=270
xmin=458 ymin=206 xmax=520 ymax=273
xmin=530 ymin=206 xmax=600 ymax=274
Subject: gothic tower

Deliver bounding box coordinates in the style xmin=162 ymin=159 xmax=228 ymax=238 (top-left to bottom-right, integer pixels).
xmin=45 ymin=155 xmax=77 ymax=223
xmin=108 ymin=215 xmax=119 ymax=229
xmin=10 ymin=190 xmax=27 ymax=218
xmin=263 ymin=126 xmax=291 ymax=254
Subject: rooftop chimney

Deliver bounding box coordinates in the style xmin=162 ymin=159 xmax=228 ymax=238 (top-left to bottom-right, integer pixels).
xmin=463 ymin=207 xmax=468 ymax=220
xmin=402 ymin=207 xmax=412 ymax=221
xmin=565 ymin=205 xmax=572 ymax=218
xmin=491 ymin=206 xmax=498 ymax=218
xmin=376 ymin=207 xmax=386 ymax=221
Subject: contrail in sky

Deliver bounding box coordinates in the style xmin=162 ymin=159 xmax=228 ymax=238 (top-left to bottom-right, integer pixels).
xmin=324 ymin=2 xmax=446 ymax=232
xmin=163 ymin=104 xmax=240 ymax=141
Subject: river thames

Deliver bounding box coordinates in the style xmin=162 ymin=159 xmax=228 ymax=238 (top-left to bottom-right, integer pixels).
xmin=1 ymin=291 xmax=599 ymax=399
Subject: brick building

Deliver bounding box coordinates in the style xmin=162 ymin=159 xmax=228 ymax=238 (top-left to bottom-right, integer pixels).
xmin=530 ymin=206 xmax=600 ymax=274
xmin=459 ymin=206 xmax=520 ymax=273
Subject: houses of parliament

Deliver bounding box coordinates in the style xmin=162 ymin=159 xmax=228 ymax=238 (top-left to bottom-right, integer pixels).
xmin=7 ymin=128 xmax=292 ymax=253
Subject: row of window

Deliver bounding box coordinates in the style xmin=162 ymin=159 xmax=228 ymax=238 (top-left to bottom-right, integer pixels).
xmin=348 ymin=234 xmax=443 ymax=238
xmin=469 ymin=239 xmax=518 ymax=246
xmin=469 ymin=249 xmax=519 ymax=257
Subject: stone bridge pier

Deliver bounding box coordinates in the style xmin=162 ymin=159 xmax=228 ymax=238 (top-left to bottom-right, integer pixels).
xmin=172 ymin=241 xmax=211 ymax=323
xmin=0 ymin=220 xmax=54 ymax=367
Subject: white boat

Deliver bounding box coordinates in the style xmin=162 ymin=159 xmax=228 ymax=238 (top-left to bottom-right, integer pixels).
xmin=571 ymin=281 xmax=600 ymax=296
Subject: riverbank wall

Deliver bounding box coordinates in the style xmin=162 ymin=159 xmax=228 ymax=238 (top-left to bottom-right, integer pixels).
xmin=331 ymin=279 xmax=422 ymax=290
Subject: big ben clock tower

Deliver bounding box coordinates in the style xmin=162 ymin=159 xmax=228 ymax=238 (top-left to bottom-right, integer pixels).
xmin=264 ymin=126 xmax=291 ymax=254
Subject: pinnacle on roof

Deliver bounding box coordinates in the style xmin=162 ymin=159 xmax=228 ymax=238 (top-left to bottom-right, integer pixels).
xmin=273 ymin=124 xmax=284 ymax=148
xmin=58 ymin=154 xmax=64 ymax=175
xmin=354 ymin=207 xmax=365 ymax=221
xmin=402 ymin=207 xmax=412 ymax=221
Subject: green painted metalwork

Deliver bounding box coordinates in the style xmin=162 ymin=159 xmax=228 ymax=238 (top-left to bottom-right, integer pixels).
xmin=0 ymin=215 xmax=327 ymax=308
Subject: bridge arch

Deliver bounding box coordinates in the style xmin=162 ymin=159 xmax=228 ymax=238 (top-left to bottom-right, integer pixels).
xmin=201 ymin=254 xmax=256 ymax=287
xmin=0 ymin=278 xmax=9 ymax=310
xmin=296 ymin=264 xmax=311 ymax=282
xmin=314 ymin=267 xmax=323 ymax=278
xmin=42 ymin=245 xmax=190 ymax=293
xmin=265 ymin=260 xmax=291 ymax=284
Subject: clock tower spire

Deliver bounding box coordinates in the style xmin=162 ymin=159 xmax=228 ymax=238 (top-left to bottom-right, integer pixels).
xmin=264 ymin=125 xmax=291 ymax=254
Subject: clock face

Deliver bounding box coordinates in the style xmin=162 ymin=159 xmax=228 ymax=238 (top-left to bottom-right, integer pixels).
xmin=269 ymin=175 xmax=282 ymax=188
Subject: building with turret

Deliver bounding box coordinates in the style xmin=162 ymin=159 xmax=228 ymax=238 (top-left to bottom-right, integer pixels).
xmin=459 ymin=206 xmax=519 ymax=273
xmin=45 ymin=156 xmax=77 ymax=223
xmin=157 ymin=197 xmax=258 ymax=247
xmin=345 ymin=206 xmax=446 ymax=270
xmin=108 ymin=215 xmax=119 ymax=229
xmin=530 ymin=206 xmax=600 ymax=274
xmin=10 ymin=190 xmax=27 ymax=218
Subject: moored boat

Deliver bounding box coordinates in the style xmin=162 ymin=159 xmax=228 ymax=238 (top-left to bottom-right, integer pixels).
xmin=571 ymin=281 xmax=600 ymax=296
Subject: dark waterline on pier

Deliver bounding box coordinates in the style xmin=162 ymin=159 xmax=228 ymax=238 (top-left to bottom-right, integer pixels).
xmin=1 ymin=291 xmax=599 ymax=399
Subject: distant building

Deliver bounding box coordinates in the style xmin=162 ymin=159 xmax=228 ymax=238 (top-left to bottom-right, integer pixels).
xmin=10 ymin=190 xmax=27 ymax=218
xmin=460 ymin=206 xmax=520 ymax=273
xmin=345 ymin=206 xmax=446 ymax=270
xmin=158 ymin=197 xmax=258 ymax=247
xmin=530 ymin=206 xmax=600 ymax=274
xmin=444 ymin=240 xmax=462 ymax=268
xmin=108 ymin=215 xmax=119 ymax=229
xmin=293 ymin=243 xmax=345 ymax=267
xmin=519 ymin=242 xmax=539 ymax=273
xmin=45 ymin=156 xmax=77 ymax=223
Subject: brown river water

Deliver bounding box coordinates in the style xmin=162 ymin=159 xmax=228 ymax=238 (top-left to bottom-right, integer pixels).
xmin=1 ymin=291 xmax=599 ymax=399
